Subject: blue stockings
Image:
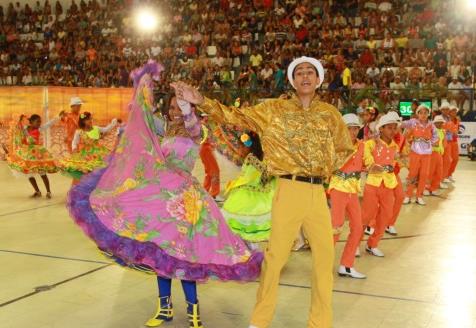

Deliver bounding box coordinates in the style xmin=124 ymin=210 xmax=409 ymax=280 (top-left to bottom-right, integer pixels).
xmin=157 ymin=276 xmax=197 ymax=304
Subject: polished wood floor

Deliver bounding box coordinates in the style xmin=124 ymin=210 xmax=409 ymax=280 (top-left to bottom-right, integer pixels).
xmin=1 ymin=157 xmax=475 ymax=328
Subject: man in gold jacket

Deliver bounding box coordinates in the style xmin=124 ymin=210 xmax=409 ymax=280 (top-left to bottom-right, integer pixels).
xmin=172 ymin=56 xmax=354 ymax=328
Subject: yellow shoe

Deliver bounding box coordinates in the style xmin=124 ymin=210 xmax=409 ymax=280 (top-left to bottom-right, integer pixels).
xmin=187 ymin=301 xmax=204 ymax=328
xmin=145 ymin=296 xmax=174 ymax=327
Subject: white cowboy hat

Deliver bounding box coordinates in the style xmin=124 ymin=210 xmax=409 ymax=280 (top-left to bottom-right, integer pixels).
xmin=376 ymin=112 xmax=400 ymax=131
xmin=70 ymin=97 xmax=84 ymax=106
xmin=450 ymin=105 xmax=459 ymax=112
xmin=433 ymin=115 xmax=446 ymax=123
xmin=416 ymin=104 xmax=431 ymax=114
xmin=342 ymin=113 xmax=362 ymax=127
xmin=386 ymin=111 xmax=402 ymax=122
xmin=439 ymin=100 xmax=451 ymax=109
xmin=287 ymin=56 xmax=325 ymax=89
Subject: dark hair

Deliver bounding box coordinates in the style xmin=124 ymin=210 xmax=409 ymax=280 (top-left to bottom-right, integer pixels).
xmin=79 ymin=112 xmax=92 ymax=129
xmin=18 ymin=114 xmax=27 ymax=123
xmin=292 ymin=65 xmax=318 ymax=79
xmin=29 ymin=114 xmax=41 ymax=123
xmin=249 ymin=132 xmax=264 ymax=161
xmin=367 ymin=107 xmax=379 ymax=122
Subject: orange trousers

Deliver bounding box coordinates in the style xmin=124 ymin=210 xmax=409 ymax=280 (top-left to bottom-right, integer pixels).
xmin=330 ymin=189 xmax=362 ymax=268
xmin=367 ymin=176 xmax=403 ymax=228
xmin=388 ymin=176 xmax=404 ymax=226
xmin=362 ymin=183 xmax=395 ymax=249
xmin=442 ymin=143 xmax=452 ymax=179
xmin=448 ymin=141 xmax=459 ymax=177
xmin=406 ymin=151 xmax=431 ymax=198
xmin=199 ymin=142 xmax=220 ymax=197
xmin=428 ymin=152 xmax=443 ymax=192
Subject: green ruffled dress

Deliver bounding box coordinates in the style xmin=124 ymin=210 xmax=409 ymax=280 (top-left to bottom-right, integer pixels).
xmin=222 ymin=154 xmax=276 ymax=242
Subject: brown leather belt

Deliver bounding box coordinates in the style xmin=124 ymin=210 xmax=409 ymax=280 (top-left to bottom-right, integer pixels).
xmin=280 ymin=174 xmax=324 ymax=185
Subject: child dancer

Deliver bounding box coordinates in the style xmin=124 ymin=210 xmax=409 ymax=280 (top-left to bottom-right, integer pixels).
xmin=446 ymin=106 xmax=460 ymax=182
xmin=60 ymin=97 xmax=83 ymax=153
xmin=361 ymin=113 xmax=400 ymax=257
xmin=329 ymin=114 xmax=366 ymax=279
xmin=385 ymin=112 xmax=407 ymax=235
xmin=425 ymin=115 xmax=447 ymax=196
xmin=365 ymin=112 xmax=407 ymax=236
xmin=199 ymin=118 xmax=221 ymax=200
xmin=222 ymin=132 xmax=276 ymax=247
xmin=58 ymin=112 xmax=117 ymax=181
xmin=439 ymin=101 xmax=454 ymax=186
xmin=7 ymin=114 xmax=59 ymax=198
xmin=402 ymin=105 xmax=438 ymax=205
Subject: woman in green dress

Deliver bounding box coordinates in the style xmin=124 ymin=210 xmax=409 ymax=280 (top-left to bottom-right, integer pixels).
xmin=221 ymin=132 xmax=276 ymax=247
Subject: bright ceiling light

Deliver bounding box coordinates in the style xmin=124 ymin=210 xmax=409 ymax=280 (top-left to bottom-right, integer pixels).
xmin=135 ymin=8 xmax=159 ymax=32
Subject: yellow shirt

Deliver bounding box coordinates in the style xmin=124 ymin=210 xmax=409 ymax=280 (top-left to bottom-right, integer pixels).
xmin=364 ymin=139 xmax=399 ymax=189
xmin=342 ymin=67 xmax=351 ymax=87
xmin=328 ymin=141 xmax=363 ymax=194
xmin=198 ymin=95 xmax=354 ymax=178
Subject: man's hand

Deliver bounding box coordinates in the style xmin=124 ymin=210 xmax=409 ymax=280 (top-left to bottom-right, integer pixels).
xmin=369 ymin=164 xmax=384 ymax=174
xmin=170 ymin=82 xmax=205 ymax=105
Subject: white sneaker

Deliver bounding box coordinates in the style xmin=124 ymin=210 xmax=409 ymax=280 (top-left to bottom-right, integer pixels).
xmin=423 ymin=190 xmax=430 ymax=196
xmin=364 ymin=226 xmax=374 ymax=236
xmin=366 ymin=246 xmax=385 ymax=257
xmin=355 ymin=248 xmax=361 ymax=257
xmin=440 ymin=182 xmax=449 ymax=189
xmin=385 ymin=226 xmax=398 ymax=235
xmin=443 ymin=178 xmax=451 ymax=183
xmin=403 ymin=197 xmax=411 ymax=205
xmin=449 ymin=176 xmax=456 ymax=183
xmin=416 ymin=197 xmax=426 ymax=205
xmin=429 ymin=190 xmax=442 ymax=196
xmin=338 ymin=265 xmax=367 ymax=279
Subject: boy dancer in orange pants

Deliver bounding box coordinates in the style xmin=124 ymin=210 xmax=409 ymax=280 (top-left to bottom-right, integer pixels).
xmin=361 ymin=113 xmax=400 ymax=257
xmin=446 ymin=106 xmax=460 ymax=182
xmin=364 ymin=112 xmax=407 ymax=237
xmin=440 ymin=101 xmax=454 ymax=186
xmin=199 ymin=116 xmax=221 ymax=199
xmin=425 ymin=115 xmax=446 ymax=196
xmin=329 ymin=114 xmax=366 ymax=279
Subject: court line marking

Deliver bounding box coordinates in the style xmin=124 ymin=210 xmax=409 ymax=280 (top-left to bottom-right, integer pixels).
xmin=0 ymin=264 xmax=112 ymax=308
xmin=0 ymin=249 xmax=110 ymax=265
xmin=336 ymin=233 xmax=425 ymax=243
xmin=277 ymin=282 xmax=431 ymax=304
xmin=0 ymin=201 xmax=64 ymax=218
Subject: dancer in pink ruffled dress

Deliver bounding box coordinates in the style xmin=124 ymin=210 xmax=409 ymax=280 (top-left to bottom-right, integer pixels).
xmin=66 ymin=61 xmax=262 ymax=328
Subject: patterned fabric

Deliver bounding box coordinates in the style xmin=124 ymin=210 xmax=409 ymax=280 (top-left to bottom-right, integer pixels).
xmin=207 ymin=120 xmax=250 ymax=166
xmin=199 ymin=95 xmax=354 ymax=178
xmin=364 ymin=138 xmax=399 ymax=189
xmin=7 ymin=124 xmax=58 ymax=175
xmin=328 ymin=141 xmax=364 ymax=194
xmin=58 ymin=127 xmax=109 ymax=179
xmin=67 ymin=62 xmax=262 ymax=282
xmin=222 ymin=154 xmax=276 ymax=242
xmin=401 ymin=118 xmax=437 ymax=155
xmin=432 ymin=129 xmax=445 ymax=154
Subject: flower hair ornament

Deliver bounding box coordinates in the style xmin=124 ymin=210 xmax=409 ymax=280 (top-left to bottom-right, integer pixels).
xmin=80 ymin=113 xmax=85 ymax=119
xmin=240 ymin=133 xmax=253 ymax=147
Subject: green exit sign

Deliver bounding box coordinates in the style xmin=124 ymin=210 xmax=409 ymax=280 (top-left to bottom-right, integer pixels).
xmin=398 ymin=99 xmax=432 ymax=117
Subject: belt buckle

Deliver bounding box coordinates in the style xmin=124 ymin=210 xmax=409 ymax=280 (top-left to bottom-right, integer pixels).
xmin=309 ymin=177 xmax=315 ymax=184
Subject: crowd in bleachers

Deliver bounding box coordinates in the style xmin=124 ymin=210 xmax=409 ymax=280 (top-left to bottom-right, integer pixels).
xmin=0 ymin=0 xmax=475 ymax=113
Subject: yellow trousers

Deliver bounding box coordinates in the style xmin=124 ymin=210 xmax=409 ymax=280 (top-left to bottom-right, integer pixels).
xmin=250 ymin=178 xmax=334 ymax=328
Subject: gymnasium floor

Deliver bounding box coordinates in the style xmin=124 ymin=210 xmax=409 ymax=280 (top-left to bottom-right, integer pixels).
xmin=1 ymin=157 xmax=476 ymax=328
